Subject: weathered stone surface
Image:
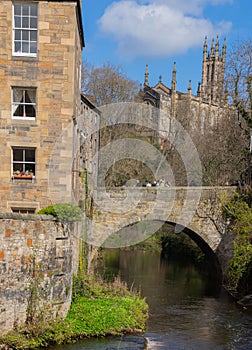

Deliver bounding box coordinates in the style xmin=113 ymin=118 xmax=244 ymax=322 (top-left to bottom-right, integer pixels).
xmin=0 ymin=0 xmax=83 ymax=212
xmin=0 ymin=215 xmax=79 ymax=335
xmin=90 ymin=186 xmax=235 ymax=273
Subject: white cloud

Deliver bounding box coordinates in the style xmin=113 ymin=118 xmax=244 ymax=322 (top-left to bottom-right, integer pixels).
xmin=139 ymin=0 xmax=233 ymax=15
xmin=98 ymin=0 xmax=232 ymax=60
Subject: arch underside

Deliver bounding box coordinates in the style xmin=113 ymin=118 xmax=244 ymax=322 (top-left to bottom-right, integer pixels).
xmin=101 ymin=219 xmax=222 ymax=283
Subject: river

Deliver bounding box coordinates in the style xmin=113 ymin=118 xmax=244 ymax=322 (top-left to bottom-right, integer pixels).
xmin=53 ymin=249 xmax=252 ymax=349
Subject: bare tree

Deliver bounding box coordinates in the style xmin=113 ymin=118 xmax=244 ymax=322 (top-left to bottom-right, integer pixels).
xmin=82 ymin=62 xmax=139 ymax=106
xmin=226 ymin=39 xmax=252 ymax=125
xmin=192 ymin=111 xmax=248 ymax=186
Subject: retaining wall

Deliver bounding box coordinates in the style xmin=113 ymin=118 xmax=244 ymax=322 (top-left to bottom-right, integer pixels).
xmin=0 ymin=214 xmax=79 ymax=335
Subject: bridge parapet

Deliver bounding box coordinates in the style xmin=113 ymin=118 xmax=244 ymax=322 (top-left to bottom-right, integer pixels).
xmin=94 ymin=186 xmax=235 ymax=200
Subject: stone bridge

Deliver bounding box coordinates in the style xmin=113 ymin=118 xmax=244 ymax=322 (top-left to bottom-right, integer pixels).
xmin=86 ymin=186 xmax=236 ymax=277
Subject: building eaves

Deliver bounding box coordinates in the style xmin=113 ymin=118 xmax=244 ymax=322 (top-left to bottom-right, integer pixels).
xmin=81 ymin=93 xmax=101 ymax=115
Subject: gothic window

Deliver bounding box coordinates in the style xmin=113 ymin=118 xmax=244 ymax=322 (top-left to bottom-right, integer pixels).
xmin=12 ymin=88 xmax=36 ymax=119
xmin=12 ymin=147 xmax=36 ymax=178
xmin=13 ymin=3 xmax=38 ymax=56
xmin=210 ymin=111 xmax=215 ymax=127
xmin=211 ymin=63 xmax=215 ymax=81
xmin=201 ymin=110 xmax=205 ymax=134
xmin=191 ymin=107 xmax=196 ymax=130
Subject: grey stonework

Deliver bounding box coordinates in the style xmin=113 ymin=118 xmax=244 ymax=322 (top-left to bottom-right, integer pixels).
xmin=91 ymin=187 xmax=235 ymax=276
xmin=0 ymin=215 xmax=79 ymax=335
xmin=0 ymin=187 xmax=236 ymax=336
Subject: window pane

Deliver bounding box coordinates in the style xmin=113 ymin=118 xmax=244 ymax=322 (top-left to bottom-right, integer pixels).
xmin=13 ymin=104 xmax=24 ymax=117
xmin=13 ymin=4 xmax=38 ymax=56
xmin=25 ymin=164 xmax=35 ymax=174
xmin=30 ymin=18 xmax=37 ymax=29
xmin=12 ymin=89 xmax=36 ymax=118
xmin=13 ymin=149 xmax=23 ymax=161
xmin=13 ymin=148 xmax=36 ymax=175
xmin=22 ymin=17 xmax=29 ymax=28
xmin=22 ymin=42 xmax=29 ymax=53
xmin=25 ymin=104 xmax=36 ymax=118
xmin=14 ymin=16 xmax=21 ymax=28
xmin=22 ymin=30 xmax=29 ymax=41
xmin=26 ymin=89 xmax=36 ymax=103
xmin=30 ymin=42 xmax=37 ymax=54
xmin=13 ymin=208 xmax=36 ymax=214
xmin=14 ymin=42 xmax=21 ymax=53
xmin=13 ymin=163 xmax=24 ymax=172
xmin=30 ymin=5 xmax=37 ymax=17
xmin=13 ymin=89 xmax=23 ymax=103
xmin=22 ymin=5 xmax=29 ymax=16
xmin=14 ymin=4 xmax=21 ymax=16
xmin=25 ymin=149 xmax=35 ymax=162
xmin=30 ymin=30 xmax=37 ymax=41
xmin=15 ymin=30 xmax=21 ymax=40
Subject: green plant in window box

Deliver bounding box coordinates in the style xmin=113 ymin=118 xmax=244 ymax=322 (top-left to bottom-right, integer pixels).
xmin=13 ymin=169 xmax=33 ymax=178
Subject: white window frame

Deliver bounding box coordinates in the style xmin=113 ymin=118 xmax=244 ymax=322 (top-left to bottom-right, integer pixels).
xmin=12 ymin=87 xmax=36 ymax=119
xmin=12 ymin=147 xmax=36 ymax=178
xmin=12 ymin=3 xmax=38 ymax=57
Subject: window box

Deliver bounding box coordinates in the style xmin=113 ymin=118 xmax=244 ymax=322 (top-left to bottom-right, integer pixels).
xmin=13 ymin=173 xmax=33 ymax=179
xmin=12 ymin=148 xmax=36 ymax=180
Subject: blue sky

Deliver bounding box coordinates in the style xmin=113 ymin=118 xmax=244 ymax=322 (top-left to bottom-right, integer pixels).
xmin=82 ymin=0 xmax=251 ymax=94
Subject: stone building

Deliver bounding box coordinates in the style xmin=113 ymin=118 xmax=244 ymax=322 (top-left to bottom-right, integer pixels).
xmin=0 ymin=0 xmax=85 ymax=213
xmin=72 ymin=94 xmax=100 ymax=205
xmin=80 ymin=94 xmax=100 ymax=182
xmin=140 ymin=37 xmax=229 ymax=137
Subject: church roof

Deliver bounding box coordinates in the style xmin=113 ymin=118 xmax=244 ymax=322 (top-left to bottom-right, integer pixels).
xmin=153 ymin=82 xmax=171 ymax=95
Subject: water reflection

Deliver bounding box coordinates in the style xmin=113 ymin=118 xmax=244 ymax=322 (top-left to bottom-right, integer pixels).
xmin=52 ymin=249 xmax=252 ymax=349
xmin=97 ymin=249 xmax=252 ymax=349
xmin=49 ymin=335 xmax=147 ymax=350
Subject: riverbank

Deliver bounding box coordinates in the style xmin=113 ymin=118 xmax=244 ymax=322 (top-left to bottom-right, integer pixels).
xmin=0 ymin=275 xmax=148 ymax=349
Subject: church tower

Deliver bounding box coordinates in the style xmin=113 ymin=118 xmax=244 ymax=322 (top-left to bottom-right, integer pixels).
xmin=201 ymin=36 xmax=226 ymax=104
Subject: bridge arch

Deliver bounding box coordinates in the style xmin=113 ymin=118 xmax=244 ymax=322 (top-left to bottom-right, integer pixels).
xmin=100 ymin=218 xmax=223 ymax=284
xmin=89 ymin=187 xmax=235 ymax=280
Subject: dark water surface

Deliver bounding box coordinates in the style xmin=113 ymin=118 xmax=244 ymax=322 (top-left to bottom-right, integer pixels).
xmin=53 ymin=250 xmax=252 ymax=349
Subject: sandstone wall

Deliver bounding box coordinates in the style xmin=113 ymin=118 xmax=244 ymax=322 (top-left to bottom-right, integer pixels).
xmin=0 ymin=0 xmax=83 ymax=212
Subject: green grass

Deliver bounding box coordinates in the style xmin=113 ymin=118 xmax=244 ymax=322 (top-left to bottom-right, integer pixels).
xmin=0 ymin=276 xmax=148 ymax=349
xmin=65 ymin=295 xmax=148 ymax=337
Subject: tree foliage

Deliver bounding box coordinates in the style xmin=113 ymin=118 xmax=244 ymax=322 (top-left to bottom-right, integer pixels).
xmin=82 ymin=62 xmax=139 ymax=106
xmin=222 ymin=190 xmax=252 ymax=295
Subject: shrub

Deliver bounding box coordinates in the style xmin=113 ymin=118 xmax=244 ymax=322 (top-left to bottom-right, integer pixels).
xmin=222 ymin=191 xmax=252 ymax=296
xmin=37 ymin=203 xmax=82 ymax=222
